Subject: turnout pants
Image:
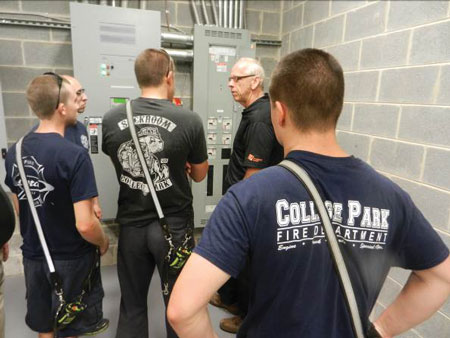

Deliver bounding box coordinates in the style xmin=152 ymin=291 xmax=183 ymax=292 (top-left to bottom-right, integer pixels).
xmin=116 ymin=216 xmax=194 ymax=338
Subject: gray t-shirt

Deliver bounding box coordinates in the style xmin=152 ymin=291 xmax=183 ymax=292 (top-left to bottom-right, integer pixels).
xmin=102 ymin=98 xmax=207 ymax=226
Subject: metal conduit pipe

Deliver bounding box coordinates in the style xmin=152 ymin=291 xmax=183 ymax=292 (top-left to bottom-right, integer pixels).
xmin=190 ymin=0 xmax=201 ymax=25
xmin=218 ymin=0 xmax=222 ymax=26
xmin=139 ymin=0 xmax=146 ymax=10
xmin=161 ymin=32 xmax=194 ymax=45
xmin=223 ymin=0 xmax=228 ymax=28
xmin=201 ymin=0 xmax=210 ymax=25
xmin=239 ymin=0 xmax=244 ymax=28
xmin=111 ymin=0 xmax=116 ymax=7
xmin=233 ymin=0 xmax=239 ymax=28
xmin=99 ymin=0 xmax=107 ymax=6
xmin=229 ymin=0 xmax=233 ymax=28
xmin=121 ymin=0 xmax=128 ymax=8
xmin=211 ymin=0 xmax=219 ymax=26
xmin=167 ymin=49 xmax=194 ymax=61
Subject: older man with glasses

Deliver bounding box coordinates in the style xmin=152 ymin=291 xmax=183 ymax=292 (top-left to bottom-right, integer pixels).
xmin=208 ymin=57 xmax=284 ymax=334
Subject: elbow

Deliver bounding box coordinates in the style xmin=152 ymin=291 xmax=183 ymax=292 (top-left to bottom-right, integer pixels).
xmin=167 ymin=302 xmax=186 ymax=333
xmin=76 ymin=219 xmax=97 ymax=236
xmin=190 ymin=173 xmax=206 ymax=183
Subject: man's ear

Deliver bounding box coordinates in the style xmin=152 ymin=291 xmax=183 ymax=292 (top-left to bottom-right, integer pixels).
xmin=274 ymin=100 xmax=288 ymax=127
xmin=166 ymin=70 xmax=174 ymax=86
xmin=251 ymin=77 xmax=260 ymax=91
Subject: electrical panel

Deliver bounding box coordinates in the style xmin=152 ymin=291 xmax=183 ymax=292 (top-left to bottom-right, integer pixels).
xmin=70 ymin=2 xmax=161 ymax=220
xmin=192 ymin=25 xmax=255 ymax=227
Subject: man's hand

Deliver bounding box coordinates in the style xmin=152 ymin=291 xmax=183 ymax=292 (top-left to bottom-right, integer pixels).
xmin=1 ymin=243 xmax=9 ymax=262
xmin=93 ymin=197 xmax=102 ymax=220
xmin=99 ymin=236 xmax=109 ymax=256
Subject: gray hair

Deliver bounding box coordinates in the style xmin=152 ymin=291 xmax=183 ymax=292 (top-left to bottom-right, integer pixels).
xmin=237 ymin=57 xmax=265 ymax=89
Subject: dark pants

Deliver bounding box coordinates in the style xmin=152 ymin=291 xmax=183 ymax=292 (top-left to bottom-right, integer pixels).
xmin=116 ymin=216 xmax=194 ymax=338
xmin=23 ymin=250 xmax=104 ymax=337
xmin=218 ymin=259 xmax=250 ymax=317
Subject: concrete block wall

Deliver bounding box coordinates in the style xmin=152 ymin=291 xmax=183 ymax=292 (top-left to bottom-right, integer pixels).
xmin=0 ymin=0 xmax=282 ymax=275
xmin=281 ymin=1 xmax=450 ymax=337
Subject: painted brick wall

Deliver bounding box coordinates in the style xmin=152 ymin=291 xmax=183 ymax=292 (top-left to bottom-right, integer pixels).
xmin=0 ymin=0 xmax=282 ymax=274
xmin=281 ymin=1 xmax=450 ymax=337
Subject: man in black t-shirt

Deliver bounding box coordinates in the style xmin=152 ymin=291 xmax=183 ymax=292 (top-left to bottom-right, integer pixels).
xmin=102 ymin=49 xmax=208 ymax=338
xmin=168 ymin=49 xmax=450 ymax=338
xmin=4 ymin=74 xmax=109 ymax=337
xmin=212 ymin=57 xmax=283 ymax=333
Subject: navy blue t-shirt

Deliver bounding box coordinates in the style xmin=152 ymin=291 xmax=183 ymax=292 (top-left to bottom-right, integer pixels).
xmin=195 ymin=150 xmax=449 ymax=338
xmin=31 ymin=121 xmax=89 ymax=151
xmin=4 ymin=132 xmax=98 ymax=259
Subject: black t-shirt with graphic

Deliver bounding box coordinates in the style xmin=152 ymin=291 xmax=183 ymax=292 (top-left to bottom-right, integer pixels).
xmin=102 ymin=98 xmax=207 ymax=226
xmin=195 ymin=150 xmax=449 ymax=338
xmin=225 ymin=93 xmax=283 ymax=191
xmin=4 ymin=132 xmax=98 ymax=260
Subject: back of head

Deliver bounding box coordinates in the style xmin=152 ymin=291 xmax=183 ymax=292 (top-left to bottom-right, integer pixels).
xmin=135 ymin=48 xmax=174 ymax=88
xmin=26 ymin=74 xmax=70 ymax=119
xmin=269 ymin=48 xmax=344 ymax=132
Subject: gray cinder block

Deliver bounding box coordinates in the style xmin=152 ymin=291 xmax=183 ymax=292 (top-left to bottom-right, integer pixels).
xmin=23 ymin=42 xmax=73 ymax=67
xmin=0 ymin=40 xmax=23 ymax=66
xmin=437 ymin=66 xmax=450 ymax=105
xmin=353 ymin=104 xmax=399 ymax=138
xmin=336 ymin=103 xmax=353 ymax=131
xmin=2 ymin=92 xmax=29 ymax=117
xmin=392 ymin=177 xmax=450 ymax=232
xmin=262 ymin=12 xmax=281 ymax=35
xmin=326 ymin=41 xmax=360 ymax=72
xmin=387 ymin=1 xmax=449 ymax=31
xmin=336 ymin=131 xmax=371 ymax=161
xmin=0 ymin=66 xmax=43 ymax=91
xmin=344 ymin=71 xmax=379 ymax=101
xmin=246 ymin=10 xmax=262 ymax=33
xmin=345 ymin=2 xmax=386 ymax=41
xmin=247 ymin=0 xmax=281 ymax=12
xmin=21 ymin=0 xmax=71 ymax=16
xmin=378 ymin=66 xmax=439 ymax=104
xmin=423 ymin=148 xmax=450 ymax=190
xmin=5 ymin=117 xmax=35 ymax=141
xmin=303 ymin=0 xmax=330 ymax=26
xmin=360 ymin=31 xmax=410 ymax=69
xmin=314 ymin=15 xmax=344 ymax=48
xmin=282 ymin=4 xmax=303 ymax=34
xmin=0 ymin=26 xmax=50 ymax=41
xmin=410 ymin=20 xmax=450 ymax=65
xmin=330 ymin=0 xmax=366 ymax=15
xmin=370 ymin=138 xmax=424 ymax=180
xmin=398 ymin=106 xmax=450 ymax=147
xmin=291 ymin=26 xmax=313 ymax=51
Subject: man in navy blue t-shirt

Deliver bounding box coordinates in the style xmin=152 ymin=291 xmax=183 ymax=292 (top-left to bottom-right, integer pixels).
xmin=4 ymin=74 xmax=110 ymax=337
xmin=168 ymin=49 xmax=450 ymax=338
xmin=29 ymin=75 xmax=103 ymax=220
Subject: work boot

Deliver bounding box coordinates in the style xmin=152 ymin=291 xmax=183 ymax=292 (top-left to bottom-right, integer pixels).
xmin=84 ymin=318 xmax=110 ymax=336
xmin=219 ymin=315 xmax=243 ymax=334
xmin=209 ymin=292 xmax=240 ymax=315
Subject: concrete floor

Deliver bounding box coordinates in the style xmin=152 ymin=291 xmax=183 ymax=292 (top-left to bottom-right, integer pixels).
xmin=5 ymin=265 xmax=235 ymax=337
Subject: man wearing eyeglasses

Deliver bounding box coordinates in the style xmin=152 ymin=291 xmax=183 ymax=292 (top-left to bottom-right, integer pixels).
xmin=4 ymin=74 xmax=109 ymax=337
xmin=102 ymin=49 xmax=208 ymax=338
xmin=210 ymin=58 xmax=284 ymax=333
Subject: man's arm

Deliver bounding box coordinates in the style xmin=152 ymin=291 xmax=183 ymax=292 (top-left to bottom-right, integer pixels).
xmin=374 ymin=255 xmax=450 ymax=337
xmin=187 ymin=160 xmax=209 ymax=182
xmin=12 ymin=194 xmax=19 ymax=216
xmin=92 ymin=196 xmax=102 ymax=220
xmin=167 ymin=253 xmax=230 ymax=338
xmin=73 ymin=198 xmax=109 ymax=255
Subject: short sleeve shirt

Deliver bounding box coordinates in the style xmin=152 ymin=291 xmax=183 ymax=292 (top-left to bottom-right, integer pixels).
xmin=195 ymin=150 xmax=449 ymax=337
xmin=225 ymin=93 xmax=283 ymax=190
xmin=102 ymin=98 xmax=208 ymax=226
xmin=4 ymin=132 xmax=98 ymax=259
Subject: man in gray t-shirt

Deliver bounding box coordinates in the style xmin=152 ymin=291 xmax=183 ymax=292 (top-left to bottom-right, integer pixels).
xmin=102 ymin=49 xmax=208 ymax=338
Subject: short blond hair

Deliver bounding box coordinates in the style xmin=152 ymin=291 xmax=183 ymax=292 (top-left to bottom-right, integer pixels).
xmin=26 ymin=75 xmax=71 ymax=119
